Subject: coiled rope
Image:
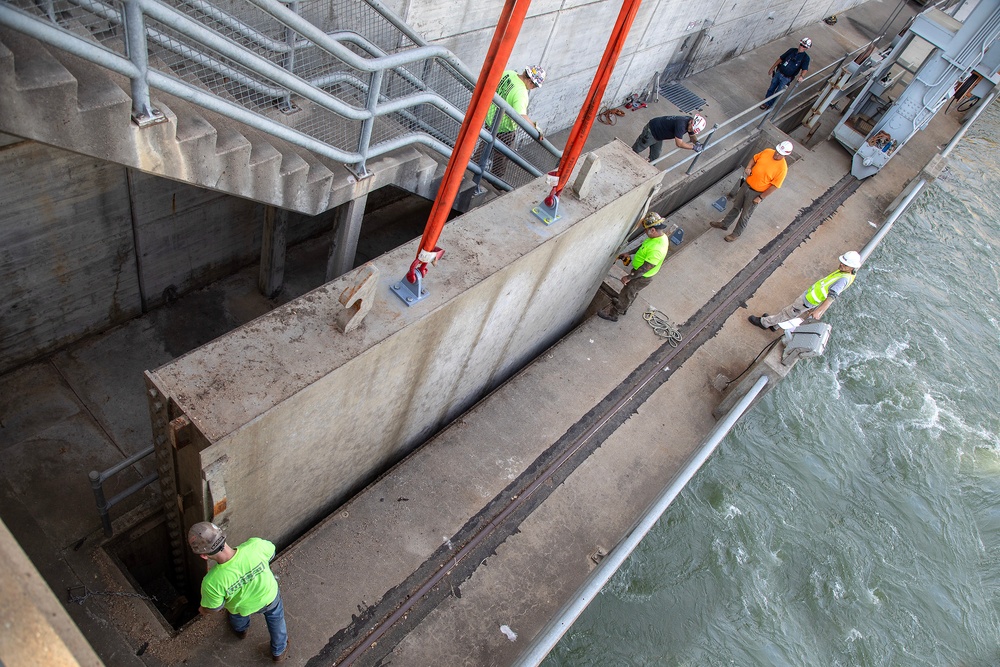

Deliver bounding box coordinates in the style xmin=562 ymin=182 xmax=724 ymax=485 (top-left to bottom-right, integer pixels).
xmin=598 ymin=106 xmax=626 ymax=125
xmin=643 ymin=308 xmax=682 ymax=346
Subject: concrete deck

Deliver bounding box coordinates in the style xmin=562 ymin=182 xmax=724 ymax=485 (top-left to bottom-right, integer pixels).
xmin=0 ymin=1 xmax=958 ymax=665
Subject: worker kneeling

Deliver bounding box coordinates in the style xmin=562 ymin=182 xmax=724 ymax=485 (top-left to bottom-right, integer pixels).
xmin=598 ymin=212 xmax=671 ymax=322
xmin=748 ymin=251 xmax=862 ymax=331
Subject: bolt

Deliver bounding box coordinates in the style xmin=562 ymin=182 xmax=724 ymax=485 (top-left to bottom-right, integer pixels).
xmin=407 ymin=297 xmax=414 ymax=302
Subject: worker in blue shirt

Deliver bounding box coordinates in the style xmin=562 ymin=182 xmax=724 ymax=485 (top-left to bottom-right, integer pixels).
xmin=761 ymin=38 xmax=811 ymax=109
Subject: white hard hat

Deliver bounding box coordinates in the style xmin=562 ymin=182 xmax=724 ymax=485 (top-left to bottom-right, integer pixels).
xmin=690 ymin=114 xmax=707 ymax=134
xmin=800 ymin=37 xmax=812 ymax=48
xmin=525 ymin=65 xmax=545 ymax=87
xmin=775 ymin=141 xmax=793 ymax=155
xmin=839 ymin=251 xmax=862 ymax=269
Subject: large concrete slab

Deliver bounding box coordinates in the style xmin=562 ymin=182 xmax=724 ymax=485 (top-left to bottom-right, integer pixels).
xmin=146 ymin=140 xmax=661 ymax=555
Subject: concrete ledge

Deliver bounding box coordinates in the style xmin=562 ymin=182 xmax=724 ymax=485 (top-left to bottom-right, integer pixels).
xmin=0 ymin=519 xmax=104 ymax=667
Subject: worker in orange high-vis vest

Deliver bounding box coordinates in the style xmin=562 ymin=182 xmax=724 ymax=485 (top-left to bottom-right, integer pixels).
xmin=748 ymin=251 xmax=862 ymax=331
xmin=711 ymin=141 xmax=792 ymax=242
xmin=598 ymin=212 xmax=671 ymax=322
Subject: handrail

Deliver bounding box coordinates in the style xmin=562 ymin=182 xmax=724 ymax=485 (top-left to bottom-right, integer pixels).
xmin=652 ymin=38 xmax=881 ymax=173
xmin=89 ymin=445 xmax=158 ymax=537
xmin=860 ymin=89 xmax=998 ymax=263
xmin=512 ymin=375 xmax=771 ymax=666
xmin=0 ymin=0 xmax=559 ymax=189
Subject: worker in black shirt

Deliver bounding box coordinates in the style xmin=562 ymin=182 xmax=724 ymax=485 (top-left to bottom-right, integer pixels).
xmin=631 ymin=114 xmax=706 ymax=162
xmin=761 ymin=38 xmax=811 ymax=109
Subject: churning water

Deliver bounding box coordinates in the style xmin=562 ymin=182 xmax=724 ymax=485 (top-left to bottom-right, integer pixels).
xmin=546 ymin=103 xmax=1000 ymax=666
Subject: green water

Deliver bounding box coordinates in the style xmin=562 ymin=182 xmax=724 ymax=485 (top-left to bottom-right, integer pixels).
xmin=546 ymin=104 xmax=1000 ymax=666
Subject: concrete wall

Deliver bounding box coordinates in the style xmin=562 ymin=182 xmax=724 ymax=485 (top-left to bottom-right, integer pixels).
xmin=0 ymin=139 xmax=142 ymax=372
xmin=0 ymin=519 xmax=104 ymax=667
xmin=146 ymin=141 xmax=661 ymax=551
xmin=0 ymin=136 xmax=436 ymax=373
xmin=387 ymin=0 xmax=870 ymax=133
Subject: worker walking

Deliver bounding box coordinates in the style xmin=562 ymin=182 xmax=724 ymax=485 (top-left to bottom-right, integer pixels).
xmin=481 ymin=65 xmax=546 ymax=178
xmin=598 ymin=212 xmax=671 ymax=322
xmin=748 ymin=251 xmax=862 ymax=330
xmin=762 ymin=37 xmax=811 ymax=109
xmin=631 ymin=114 xmax=707 ymax=162
xmin=711 ymin=141 xmax=792 ymax=242
xmin=188 ymin=522 xmax=289 ymax=662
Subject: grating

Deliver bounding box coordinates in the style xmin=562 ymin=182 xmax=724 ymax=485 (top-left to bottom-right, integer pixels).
xmin=659 ymin=83 xmax=705 ymax=113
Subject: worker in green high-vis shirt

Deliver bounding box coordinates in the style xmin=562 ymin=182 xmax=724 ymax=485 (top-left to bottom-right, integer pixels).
xmin=598 ymin=212 xmax=671 ymax=322
xmin=189 ymin=522 xmax=289 ymax=662
xmin=481 ymin=65 xmax=545 ymax=179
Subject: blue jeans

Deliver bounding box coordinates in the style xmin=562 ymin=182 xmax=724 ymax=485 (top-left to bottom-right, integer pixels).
xmin=763 ymin=72 xmax=791 ymax=108
xmin=229 ymin=590 xmax=288 ymax=657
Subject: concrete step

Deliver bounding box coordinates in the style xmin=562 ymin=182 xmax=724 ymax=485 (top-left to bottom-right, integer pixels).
xmin=0 ymin=26 xmax=441 ymax=215
xmin=0 ymin=28 xmax=76 ymax=93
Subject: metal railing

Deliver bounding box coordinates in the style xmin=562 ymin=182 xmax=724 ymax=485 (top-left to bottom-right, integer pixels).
xmin=649 ymin=39 xmax=882 ymax=175
xmin=0 ymin=0 xmax=559 ymax=191
xmin=860 ymin=88 xmax=998 ymax=262
xmin=89 ymin=445 xmax=158 ymax=537
xmin=512 ymin=375 xmax=771 ymax=666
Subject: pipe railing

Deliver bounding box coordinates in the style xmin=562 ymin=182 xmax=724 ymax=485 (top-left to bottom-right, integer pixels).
xmin=0 ymin=0 xmax=559 ymax=187
xmin=89 ymin=445 xmax=158 ymax=537
xmin=652 ymin=39 xmax=881 ymax=174
xmin=860 ymin=89 xmax=998 ymax=263
xmin=512 ymin=375 xmax=771 ymax=666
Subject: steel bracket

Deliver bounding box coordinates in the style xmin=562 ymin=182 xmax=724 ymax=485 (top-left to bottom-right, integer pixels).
xmin=531 ymin=194 xmax=561 ymax=225
xmin=391 ymin=272 xmax=429 ymax=306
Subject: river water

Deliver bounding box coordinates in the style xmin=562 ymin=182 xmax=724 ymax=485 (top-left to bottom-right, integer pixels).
xmin=545 ymin=102 xmax=1000 ymax=666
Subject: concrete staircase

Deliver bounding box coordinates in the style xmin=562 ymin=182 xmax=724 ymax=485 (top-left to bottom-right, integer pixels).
xmin=0 ymin=26 xmax=441 ymax=215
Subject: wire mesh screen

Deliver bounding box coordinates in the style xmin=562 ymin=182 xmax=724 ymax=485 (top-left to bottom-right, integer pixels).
xmin=2 ymin=0 xmax=558 ymax=188
xmin=471 ymin=119 xmax=557 ymax=191
xmin=297 ymin=0 xmax=417 ymax=56
xmin=6 ymin=0 xmax=127 ymax=54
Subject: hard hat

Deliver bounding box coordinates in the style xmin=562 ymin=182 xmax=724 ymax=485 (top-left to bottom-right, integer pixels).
xmin=839 ymin=250 xmax=862 ymax=269
xmin=524 ymin=65 xmax=545 ymax=87
xmin=690 ymin=114 xmax=707 ymax=134
xmin=800 ymin=37 xmax=812 ymax=48
xmin=775 ymin=140 xmax=793 ymax=155
xmin=188 ymin=522 xmax=226 ymax=555
xmin=642 ymin=212 xmax=666 ymax=230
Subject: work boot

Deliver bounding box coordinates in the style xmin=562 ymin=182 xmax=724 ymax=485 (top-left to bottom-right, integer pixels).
xmin=724 ymin=234 xmax=739 ymax=242
xmin=597 ymin=308 xmax=619 ymax=322
xmin=748 ymin=314 xmax=778 ymax=331
xmin=230 ymin=625 xmax=248 ymax=640
xmin=272 ymin=644 xmax=288 ymax=662
xmin=709 ymin=220 xmax=727 ymax=230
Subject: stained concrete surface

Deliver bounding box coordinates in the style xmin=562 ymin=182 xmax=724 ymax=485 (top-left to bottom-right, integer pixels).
xmin=0 ymin=0 xmax=955 ymax=664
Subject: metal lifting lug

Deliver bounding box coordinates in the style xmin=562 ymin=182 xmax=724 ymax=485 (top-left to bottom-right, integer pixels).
xmin=391 ymin=270 xmax=429 ymax=306
xmin=531 ymin=193 xmax=561 ymax=226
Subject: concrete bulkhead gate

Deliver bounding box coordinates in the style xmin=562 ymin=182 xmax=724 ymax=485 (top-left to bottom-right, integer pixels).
xmin=144 ymin=141 xmax=663 ymax=598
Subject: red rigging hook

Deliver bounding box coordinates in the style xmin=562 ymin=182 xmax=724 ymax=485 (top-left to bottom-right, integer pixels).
xmin=406 ymin=0 xmax=531 ymax=285
xmin=405 ymin=247 xmax=445 ymax=283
